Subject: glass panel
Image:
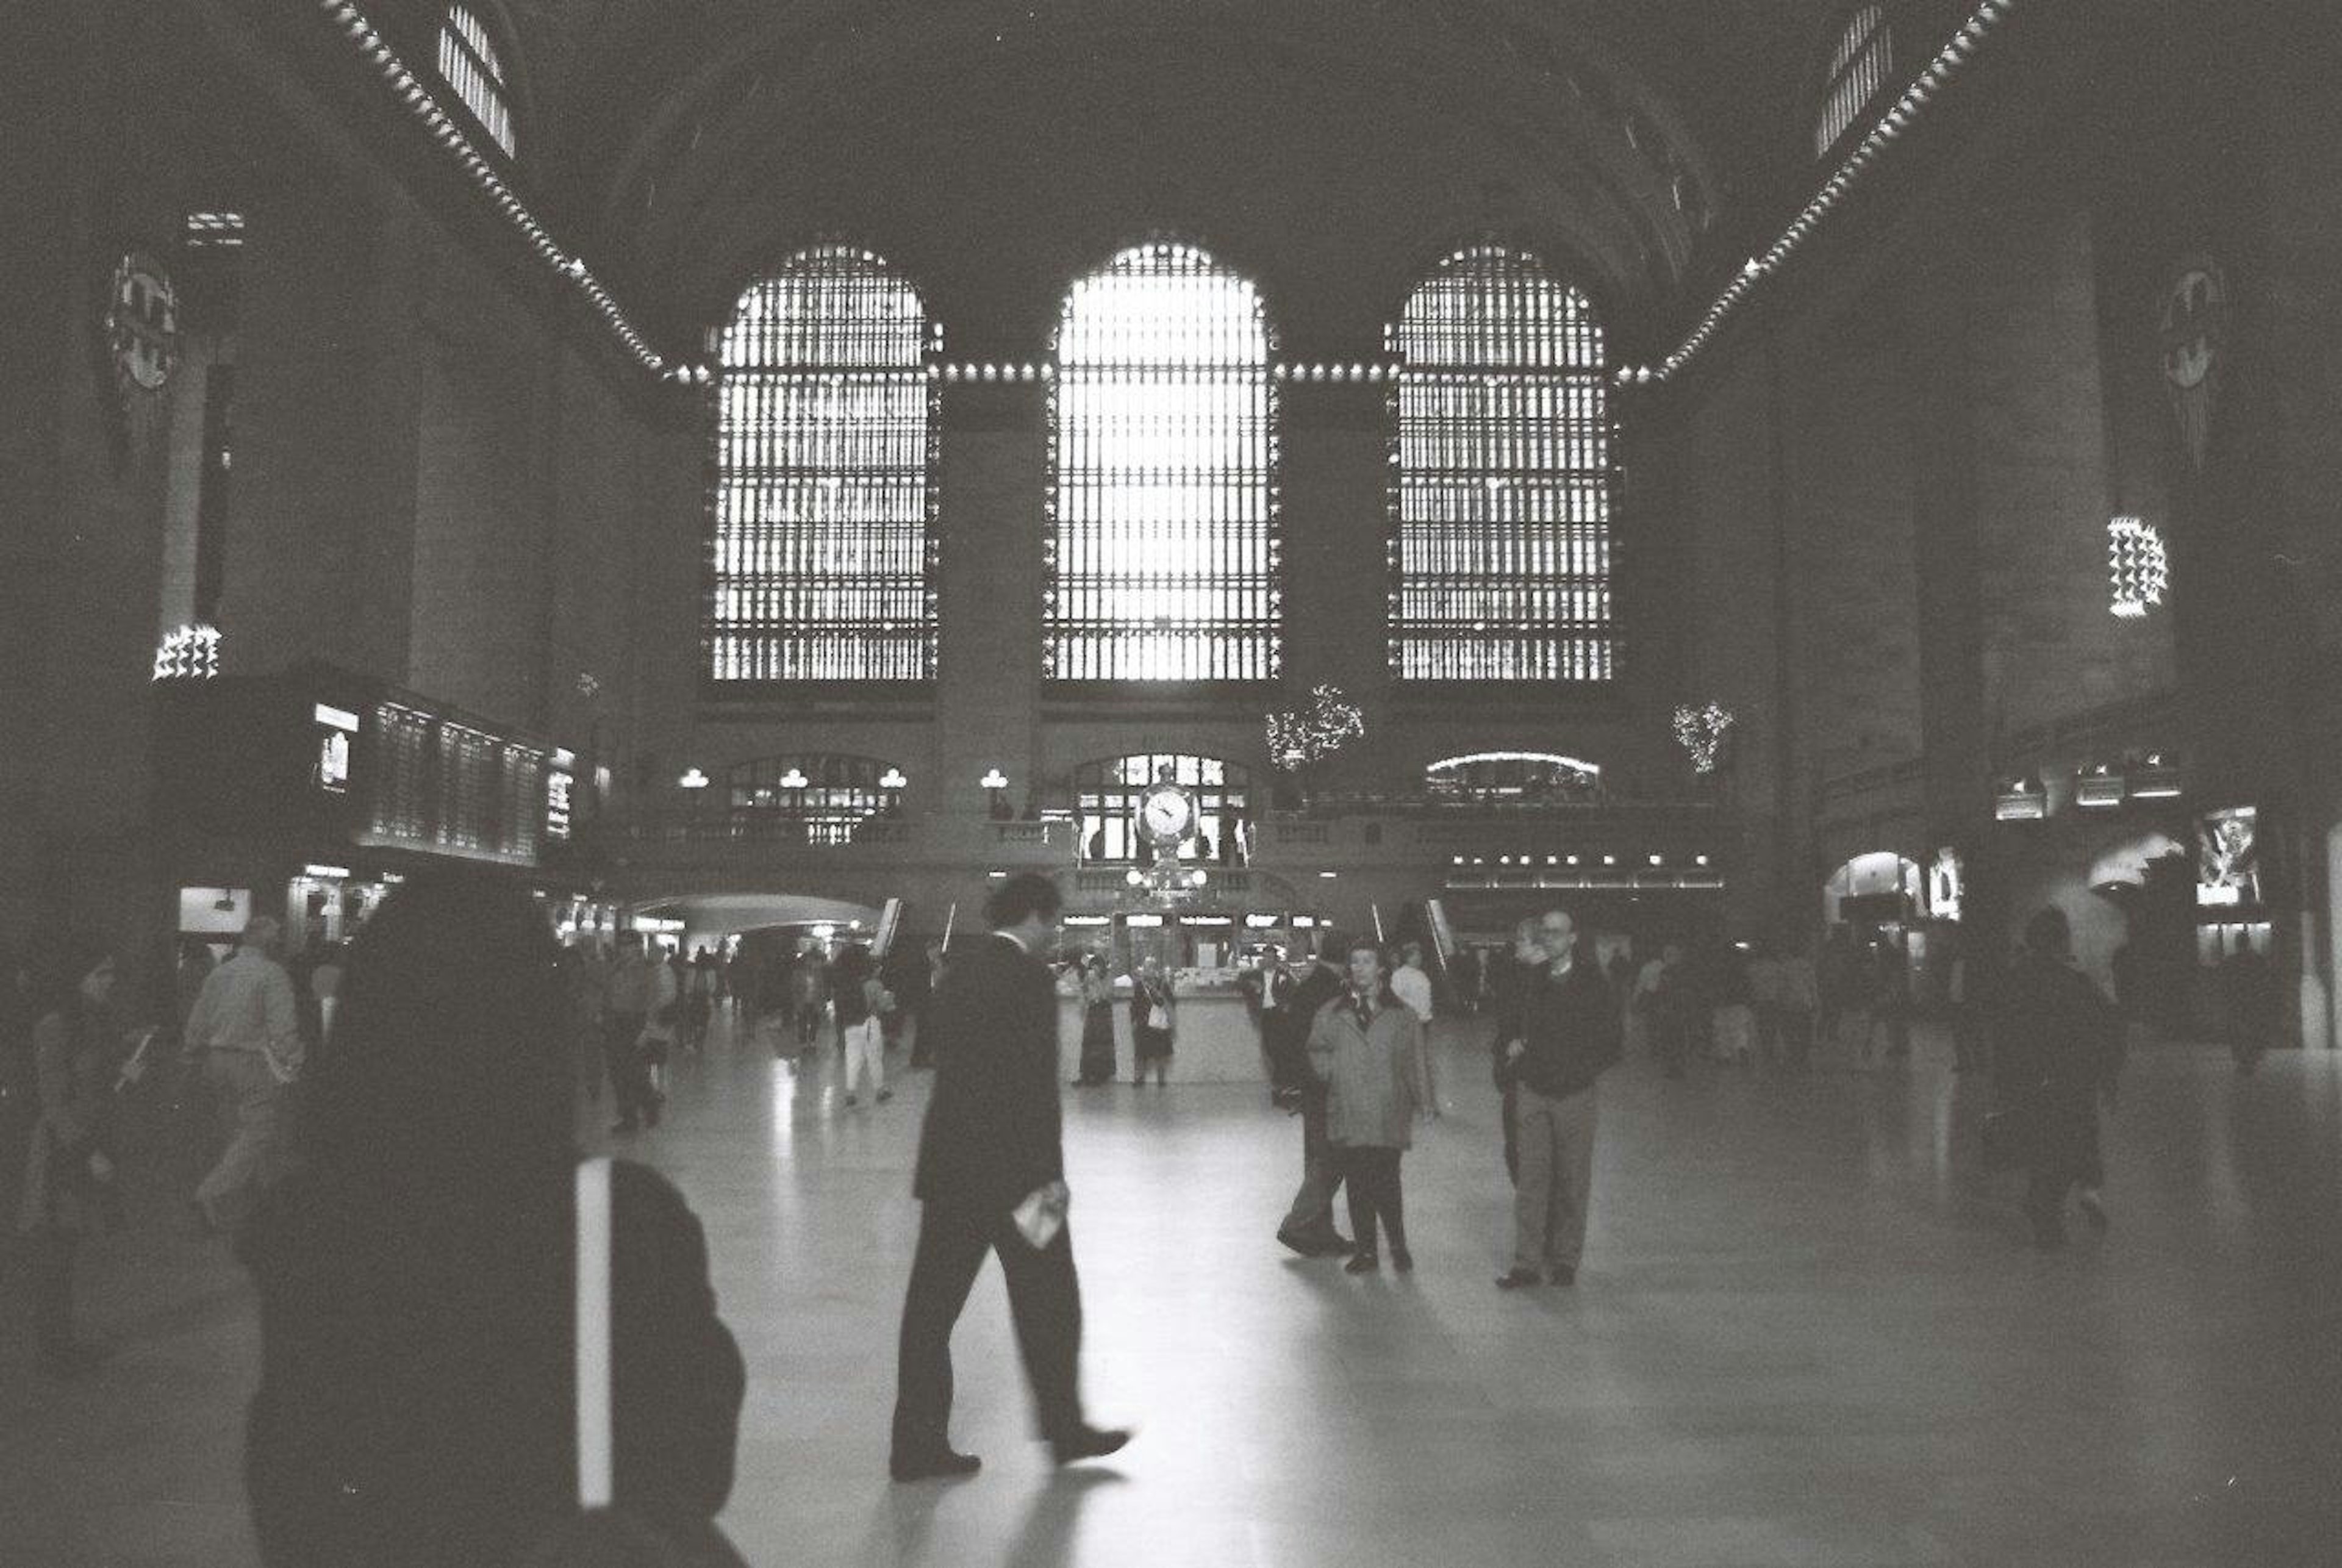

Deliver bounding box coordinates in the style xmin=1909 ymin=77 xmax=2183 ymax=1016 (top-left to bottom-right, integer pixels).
xmin=1048 ymin=243 xmax=1277 ymax=682
xmin=1388 ymin=246 xmax=1614 ymax=682
xmin=1814 ymin=5 xmax=1891 ymax=158
xmin=709 ymin=248 xmax=937 ymax=683
xmin=438 ymin=5 xmax=515 ymax=157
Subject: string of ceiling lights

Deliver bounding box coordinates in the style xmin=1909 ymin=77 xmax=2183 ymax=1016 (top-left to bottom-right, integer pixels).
xmin=315 ymin=0 xmax=2016 ymax=392
xmin=1616 ymin=0 xmax=2022 ymax=387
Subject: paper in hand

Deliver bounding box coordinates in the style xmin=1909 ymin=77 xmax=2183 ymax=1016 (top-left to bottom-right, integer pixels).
xmin=1011 ymin=1186 xmax=1066 ymax=1250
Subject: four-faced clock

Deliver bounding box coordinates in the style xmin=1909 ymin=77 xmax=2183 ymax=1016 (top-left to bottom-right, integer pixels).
xmin=1138 ymin=783 xmax=1195 ymax=850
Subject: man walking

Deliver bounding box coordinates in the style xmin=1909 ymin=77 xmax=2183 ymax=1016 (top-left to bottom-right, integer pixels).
xmin=602 ymin=932 xmax=664 ymax=1132
xmin=889 ymin=873 xmax=1129 ymax=1481
xmin=1272 ymin=936 xmax=1353 ymax=1258
xmin=1496 ymin=908 xmax=1620 ymax=1289
xmin=184 ymin=916 xmax=302 ymax=1231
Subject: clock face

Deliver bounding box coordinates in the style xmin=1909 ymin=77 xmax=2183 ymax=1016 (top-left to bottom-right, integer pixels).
xmin=1140 ymin=788 xmax=1193 ymax=841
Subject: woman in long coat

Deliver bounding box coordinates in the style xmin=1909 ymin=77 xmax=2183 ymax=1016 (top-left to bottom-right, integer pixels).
xmin=1993 ymin=907 xmax=2122 ymax=1248
xmin=18 ymin=935 xmax=152 ymax=1375
xmin=1307 ymin=938 xmax=1425 ymax=1273
xmin=1129 ymin=959 xmax=1176 ymax=1086
xmin=1074 ymin=956 xmax=1117 ymax=1086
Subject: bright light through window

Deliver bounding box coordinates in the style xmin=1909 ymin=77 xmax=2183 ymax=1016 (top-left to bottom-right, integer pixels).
xmin=1048 ymin=243 xmax=1278 ymax=682
xmin=438 ymin=5 xmax=515 ymax=158
xmin=1389 ymin=246 xmax=1614 ymax=682
xmin=707 ymin=248 xmax=938 ymax=684
xmin=1816 ymin=4 xmax=1892 ymax=159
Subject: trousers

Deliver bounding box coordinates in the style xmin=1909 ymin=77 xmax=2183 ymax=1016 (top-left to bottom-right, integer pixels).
xmin=194 ymin=1051 xmax=288 ymax=1231
xmin=1513 ymin=1083 xmax=1599 ymax=1274
xmin=842 ymin=1017 xmax=886 ymax=1095
xmin=1280 ymin=1090 xmax=1345 ymax=1234
xmin=603 ymin=1011 xmax=653 ymax=1120
xmin=891 ymin=1200 xmax=1085 ymax=1456
xmin=1335 ymin=1146 xmax=1406 ymax=1256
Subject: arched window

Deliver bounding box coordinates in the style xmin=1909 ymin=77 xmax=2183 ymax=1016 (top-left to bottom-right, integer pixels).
xmin=726 ymin=754 xmax=904 ymax=843
xmin=1815 ymin=4 xmax=1893 ymax=159
xmin=1048 ymin=242 xmax=1277 ymax=683
xmin=1073 ymin=753 xmax=1251 ymax=864
xmin=1425 ymin=752 xmax=1602 ymax=804
xmin=437 ymin=4 xmax=517 ymax=158
xmin=1388 ymin=246 xmax=1613 ymax=683
xmin=707 ymin=247 xmax=938 ymax=686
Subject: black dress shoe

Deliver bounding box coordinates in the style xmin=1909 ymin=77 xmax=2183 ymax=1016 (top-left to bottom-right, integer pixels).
xmin=1316 ymin=1230 xmax=1356 ymax=1258
xmin=1275 ymin=1224 xmax=1316 ymax=1256
xmin=1051 ymin=1427 xmax=1132 ymax=1466
xmin=1390 ymin=1248 xmax=1414 ymax=1273
xmin=890 ymin=1447 xmax=981 ymax=1483
xmin=1548 ymin=1266 xmax=1575 ymax=1286
xmin=1495 ymin=1267 xmax=1542 ymax=1291
xmin=1343 ymin=1251 xmax=1379 ymax=1274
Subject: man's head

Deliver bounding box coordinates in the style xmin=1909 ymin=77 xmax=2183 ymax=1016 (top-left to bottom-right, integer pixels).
xmin=1535 ymin=908 xmax=1577 ymax=964
xmin=1511 ymin=917 xmax=1547 ymax=965
xmin=984 ymin=872 xmax=1062 ymax=948
xmin=1345 ymin=938 xmax=1386 ymax=997
xmin=1401 ymin=941 xmax=1424 ymax=968
xmin=242 ymin=915 xmax=284 ymax=958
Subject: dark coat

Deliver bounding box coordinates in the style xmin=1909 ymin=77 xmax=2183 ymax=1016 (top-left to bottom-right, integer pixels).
xmin=1269 ymin=962 xmax=1346 ymax=1094
xmin=912 ymin=933 xmax=1064 ymax=1212
xmin=242 ymin=1159 xmax=743 ymax=1567
xmin=1993 ymin=951 xmax=2121 ymax=1175
xmin=1510 ymin=958 xmax=1622 ymax=1099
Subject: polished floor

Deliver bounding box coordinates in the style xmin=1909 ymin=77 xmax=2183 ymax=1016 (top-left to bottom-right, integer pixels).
xmin=5 ymin=1012 xmax=2340 ymax=1567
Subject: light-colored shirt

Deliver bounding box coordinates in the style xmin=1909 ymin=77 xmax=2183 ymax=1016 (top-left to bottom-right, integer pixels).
xmin=184 ymin=948 xmax=301 ymax=1076
xmin=1390 ymin=963 xmax=1434 ymax=1024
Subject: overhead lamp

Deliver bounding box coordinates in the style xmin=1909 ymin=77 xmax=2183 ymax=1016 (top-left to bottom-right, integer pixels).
xmin=979 ymin=768 xmax=1009 ymax=790
xmin=678 ymin=768 xmax=709 ymax=790
xmin=878 ymin=767 xmax=908 ymax=790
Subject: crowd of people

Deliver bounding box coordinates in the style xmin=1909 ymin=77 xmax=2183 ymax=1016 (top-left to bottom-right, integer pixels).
xmin=0 ymin=864 xmax=2247 ymax=1558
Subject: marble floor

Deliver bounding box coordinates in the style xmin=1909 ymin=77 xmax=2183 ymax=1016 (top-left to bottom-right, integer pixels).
xmin=4 ymin=1014 xmax=2340 ymax=1567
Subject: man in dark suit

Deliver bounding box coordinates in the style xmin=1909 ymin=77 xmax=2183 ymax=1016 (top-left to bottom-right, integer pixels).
xmin=1272 ymin=936 xmax=1355 ymax=1257
xmin=889 ymin=873 xmax=1131 ymax=1482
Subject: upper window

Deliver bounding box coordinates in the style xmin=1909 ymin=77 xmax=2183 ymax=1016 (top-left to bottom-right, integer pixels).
xmin=1388 ymin=246 xmax=1614 ymax=683
xmin=1048 ymin=242 xmax=1277 ymax=683
xmin=1073 ymin=754 xmax=1251 ymax=864
xmin=1815 ymin=4 xmax=1893 ymax=159
xmin=707 ymin=247 xmax=939 ymax=686
xmin=438 ymin=4 xmax=517 ymax=158
xmin=726 ymin=754 xmax=903 ymax=842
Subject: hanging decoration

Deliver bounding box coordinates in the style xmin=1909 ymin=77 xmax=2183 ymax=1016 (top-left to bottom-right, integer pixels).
xmin=307 ymin=2 xmax=710 ymax=385
xmin=1265 ymin=684 xmax=1366 ymax=771
xmin=1614 ymin=0 xmax=2023 ymax=387
xmin=2158 ymin=254 xmax=2229 ymax=473
xmin=2107 ymin=516 xmax=2168 ymax=618
xmin=1671 ymin=701 xmax=1735 ymax=775
xmin=152 ymin=623 xmax=221 ymax=681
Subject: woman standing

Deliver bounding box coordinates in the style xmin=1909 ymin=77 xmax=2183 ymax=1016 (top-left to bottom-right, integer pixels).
xmin=1073 ymin=955 xmax=1117 ymax=1086
xmin=16 ymin=936 xmax=154 ymax=1376
xmin=1306 ymin=939 xmax=1424 ymax=1273
xmin=1129 ymin=958 xmax=1175 ymax=1087
xmin=833 ymin=945 xmax=892 ymax=1107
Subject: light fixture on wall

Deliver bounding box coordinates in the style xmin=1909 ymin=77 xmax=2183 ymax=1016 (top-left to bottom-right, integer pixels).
xmin=878 ymin=767 xmax=908 ymax=790
xmin=152 ymin=622 xmax=221 ymax=681
xmin=778 ymin=767 xmax=809 ymax=791
xmin=677 ymin=768 xmax=709 ymax=790
xmin=2108 ymin=516 xmax=2169 ymax=618
xmin=979 ymin=768 xmax=1009 ymax=790
xmin=1995 ymin=773 xmax=2048 ymax=821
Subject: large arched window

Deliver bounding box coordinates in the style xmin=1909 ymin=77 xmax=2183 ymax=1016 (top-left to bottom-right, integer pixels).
xmin=437 ymin=4 xmax=517 ymax=157
xmin=1388 ymin=246 xmax=1613 ymax=683
xmin=707 ymin=247 xmax=938 ymax=686
xmin=1048 ymin=242 xmax=1277 ymax=683
xmin=1814 ymin=4 xmax=1893 ymax=159
xmin=1073 ymin=753 xmax=1251 ymax=864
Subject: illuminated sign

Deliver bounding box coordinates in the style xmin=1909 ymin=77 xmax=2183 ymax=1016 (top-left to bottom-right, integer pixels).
xmin=1062 ymin=914 xmax=1111 ymax=927
xmin=303 ymin=864 xmax=350 ymax=880
xmin=2197 ymin=806 xmax=2258 ymax=911
xmin=1181 ymin=915 xmax=1233 ymax=927
xmin=1244 ymin=913 xmax=1283 ymax=928
xmin=1124 ymin=913 xmax=1164 ymax=927
xmin=545 ymin=769 xmax=575 ymax=841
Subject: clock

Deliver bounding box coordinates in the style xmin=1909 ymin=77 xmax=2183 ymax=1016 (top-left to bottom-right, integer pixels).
xmin=1138 ymin=784 xmax=1195 ymax=848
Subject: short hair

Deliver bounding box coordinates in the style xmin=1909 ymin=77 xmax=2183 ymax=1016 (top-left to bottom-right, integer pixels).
xmin=1536 ymin=906 xmax=1577 ymax=931
xmin=984 ymin=872 xmax=1062 ymax=929
xmin=2023 ymin=906 xmax=2071 ymax=958
xmin=243 ymin=915 xmax=283 ymax=948
xmin=1513 ymin=916 xmax=1543 ymax=942
xmin=1345 ymin=936 xmax=1386 ymax=964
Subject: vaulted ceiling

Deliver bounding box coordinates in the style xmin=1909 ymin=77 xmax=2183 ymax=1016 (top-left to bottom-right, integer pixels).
xmin=390 ymin=0 xmax=1838 ymax=350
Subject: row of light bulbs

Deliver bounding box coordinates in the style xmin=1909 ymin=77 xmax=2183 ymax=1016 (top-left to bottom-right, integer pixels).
xmin=314 ymin=1 xmax=671 ymax=377
xmin=1453 ymin=853 xmax=1713 ymax=868
xmin=1615 ymin=0 xmax=2022 ymax=387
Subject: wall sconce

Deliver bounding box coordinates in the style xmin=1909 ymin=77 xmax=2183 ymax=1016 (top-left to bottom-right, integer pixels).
xmin=878 ymin=768 xmax=908 ymax=790
xmin=1995 ymin=773 xmax=2048 ymax=821
xmin=678 ymin=768 xmax=709 ymax=790
xmin=778 ymin=767 xmax=809 ymax=790
xmin=979 ymin=768 xmax=1009 ymax=790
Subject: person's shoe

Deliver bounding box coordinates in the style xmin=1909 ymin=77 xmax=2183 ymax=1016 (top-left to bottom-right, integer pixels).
xmin=876 ymin=1088 xmax=893 ymax=1104
xmin=1391 ymin=1248 xmax=1414 ymax=1273
xmin=890 ymin=1447 xmax=981 ymax=1483
xmin=1314 ymin=1229 xmax=1356 ymax=1257
xmin=610 ymin=1117 xmax=640 ymax=1134
xmin=1548 ymin=1265 xmax=1575 ymax=1286
xmin=1051 ymin=1426 xmax=1132 ymax=1466
xmin=1344 ymin=1251 xmax=1379 ymax=1274
xmin=843 ymin=1094 xmax=858 ymax=1107
xmin=1275 ymin=1223 xmax=1320 ymax=1258
xmin=2078 ymin=1190 xmax=2110 ymax=1231
xmin=1495 ymin=1267 xmax=1542 ymax=1291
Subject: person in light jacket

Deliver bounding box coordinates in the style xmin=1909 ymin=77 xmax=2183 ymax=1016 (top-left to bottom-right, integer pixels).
xmin=1306 ymin=939 xmax=1425 ymax=1275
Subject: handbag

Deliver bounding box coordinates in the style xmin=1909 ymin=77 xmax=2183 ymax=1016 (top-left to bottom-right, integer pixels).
xmin=516 ymin=1159 xmax=748 ymax=1567
xmin=1147 ymin=1004 xmax=1169 ymax=1032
